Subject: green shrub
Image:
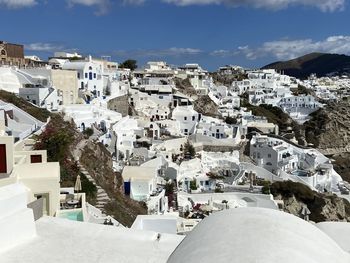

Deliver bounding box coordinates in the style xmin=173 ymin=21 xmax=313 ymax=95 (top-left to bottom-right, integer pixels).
xmin=190 ymin=179 xmax=197 ymax=190
xmin=225 ymin=116 xmax=237 ymax=125
xmin=80 ymin=173 xmax=97 ymax=202
xmin=183 ymin=140 xmax=196 ymax=158
xmin=270 ymin=181 xmax=315 ymax=202
xmin=34 ymin=115 xmax=76 ymax=162
xmin=83 ymin=128 xmax=94 ymax=137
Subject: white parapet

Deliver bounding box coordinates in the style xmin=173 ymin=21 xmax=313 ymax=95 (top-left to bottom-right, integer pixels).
xmin=0 ymin=183 xmax=36 ymax=253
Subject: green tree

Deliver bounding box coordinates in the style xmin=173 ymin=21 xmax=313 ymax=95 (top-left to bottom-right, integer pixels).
xmin=225 ymin=116 xmax=237 ymax=125
xmin=183 ymin=140 xmax=196 ymax=158
xmin=83 ymin=127 xmax=94 ymax=138
xmin=119 ymin=59 xmax=137 ymax=70
xmin=190 ymin=179 xmax=197 ymax=191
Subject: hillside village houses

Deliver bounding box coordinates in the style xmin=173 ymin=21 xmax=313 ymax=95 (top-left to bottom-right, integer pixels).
xmin=2 ymin=40 xmax=350 ymax=263
xmin=250 ymin=134 xmax=343 ymax=192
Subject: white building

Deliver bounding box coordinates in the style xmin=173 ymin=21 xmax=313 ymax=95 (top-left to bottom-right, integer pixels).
xmin=62 ymin=103 xmax=122 ymax=132
xmin=250 ymin=134 xmax=343 ymax=192
xmin=122 ymin=166 xmax=158 ymax=201
xmin=0 ymin=131 xmax=60 ymax=216
xmin=172 ymin=106 xmax=200 ymax=136
xmin=278 ymin=95 xmax=321 ymax=123
xmin=62 ymin=57 xmax=104 ymax=101
xmin=0 ymin=101 xmax=44 ymax=141
xmin=113 ymin=116 xmax=144 ymax=159
xmin=168 ymin=208 xmax=350 ymax=263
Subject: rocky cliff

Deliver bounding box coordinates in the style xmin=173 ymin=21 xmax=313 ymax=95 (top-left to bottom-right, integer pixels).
xmin=304 ymin=101 xmax=350 ymax=152
xmin=193 ymin=95 xmax=220 ymax=117
xmin=271 ymin=181 xmax=350 ymax=222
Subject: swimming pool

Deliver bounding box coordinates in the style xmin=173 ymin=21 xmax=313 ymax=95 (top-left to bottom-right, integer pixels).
xmin=292 ymin=170 xmax=309 ymax=177
xmin=58 ymin=210 xmax=84 ymax=222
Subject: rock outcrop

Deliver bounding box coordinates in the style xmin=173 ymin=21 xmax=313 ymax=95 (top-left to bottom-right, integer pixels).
xmin=271 ymin=181 xmax=350 ymax=222
xmin=304 ymin=101 xmax=350 ymax=152
xmin=193 ymin=95 xmax=220 ymax=117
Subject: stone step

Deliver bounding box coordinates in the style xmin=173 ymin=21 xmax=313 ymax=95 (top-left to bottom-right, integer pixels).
xmin=97 ymin=202 xmax=110 ymax=206
xmin=97 ymin=197 xmax=110 ymax=202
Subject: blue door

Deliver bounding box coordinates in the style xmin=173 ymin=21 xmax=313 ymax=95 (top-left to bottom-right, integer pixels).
xmin=124 ymin=181 xmax=131 ymax=195
xmin=89 ymin=72 xmax=93 ymax=80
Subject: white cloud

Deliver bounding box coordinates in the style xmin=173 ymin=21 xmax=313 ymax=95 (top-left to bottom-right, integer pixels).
xmin=0 ymin=0 xmax=37 ymax=8
xmin=25 ymin=42 xmax=64 ymax=52
xmin=210 ymin=49 xmax=240 ymax=57
xmin=162 ymin=0 xmax=345 ymax=12
xmin=166 ymin=47 xmax=202 ymax=55
xmin=237 ymin=35 xmax=350 ymax=60
xmin=123 ymin=0 xmax=145 ymax=4
xmin=114 ymin=47 xmax=203 ymax=57
xmin=67 ymin=0 xmax=111 ymax=15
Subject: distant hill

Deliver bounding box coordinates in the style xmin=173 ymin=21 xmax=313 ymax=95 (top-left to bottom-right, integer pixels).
xmin=262 ymin=53 xmax=350 ymax=79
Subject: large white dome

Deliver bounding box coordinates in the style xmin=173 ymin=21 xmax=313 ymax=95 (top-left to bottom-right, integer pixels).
xmin=168 ymin=208 xmax=350 ymax=263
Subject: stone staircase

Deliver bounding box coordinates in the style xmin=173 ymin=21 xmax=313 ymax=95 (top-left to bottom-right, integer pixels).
xmin=77 ymin=161 xmax=111 ymax=213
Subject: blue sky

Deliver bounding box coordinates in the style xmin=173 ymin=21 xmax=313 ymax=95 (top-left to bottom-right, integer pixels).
xmin=1 ymin=0 xmax=350 ymax=70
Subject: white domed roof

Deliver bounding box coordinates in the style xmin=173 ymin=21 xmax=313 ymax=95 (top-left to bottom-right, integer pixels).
xmin=168 ymin=208 xmax=350 ymax=263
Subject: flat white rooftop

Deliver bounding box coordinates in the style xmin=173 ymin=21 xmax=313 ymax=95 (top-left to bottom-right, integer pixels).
xmin=1 ymin=216 xmax=184 ymax=263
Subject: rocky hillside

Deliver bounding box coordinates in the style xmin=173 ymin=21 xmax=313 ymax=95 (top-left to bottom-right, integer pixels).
xmin=80 ymin=141 xmax=147 ymax=227
xmin=174 ymin=77 xmax=197 ymax=97
xmin=298 ymin=101 xmax=350 ymax=181
xmin=263 ymin=52 xmax=350 ymax=79
xmin=303 ymin=101 xmax=350 ymax=152
xmin=193 ymin=95 xmax=220 ymax=118
xmin=174 ymin=77 xmax=220 ymax=117
xmin=210 ymin=72 xmax=247 ymax=86
xmin=271 ymin=181 xmax=350 ymax=222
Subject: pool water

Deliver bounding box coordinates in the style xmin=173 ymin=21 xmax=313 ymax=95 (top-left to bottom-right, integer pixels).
xmin=58 ymin=210 xmax=84 ymax=222
xmin=292 ymin=170 xmax=309 ymax=177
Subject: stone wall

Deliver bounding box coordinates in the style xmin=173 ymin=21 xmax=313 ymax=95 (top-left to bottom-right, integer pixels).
xmin=107 ymin=95 xmax=129 ymax=117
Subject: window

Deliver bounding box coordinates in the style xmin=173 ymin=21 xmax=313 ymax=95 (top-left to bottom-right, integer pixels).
xmin=216 ymin=129 xmax=219 ymax=133
xmin=268 ymin=154 xmax=271 ymax=158
xmin=184 ymin=129 xmax=188 ymax=133
xmin=89 ymin=66 xmax=93 ymax=70
xmin=85 ymin=73 xmax=88 ymax=78
xmin=30 ymin=155 xmax=42 ymax=163
xmin=0 ymin=144 xmax=7 ymax=173
xmin=192 ymin=116 xmax=195 ymax=121
xmin=94 ymin=73 xmax=96 ymax=79
xmin=184 ymin=117 xmax=187 ymax=121
xmin=77 ymin=72 xmax=80 ymax=79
